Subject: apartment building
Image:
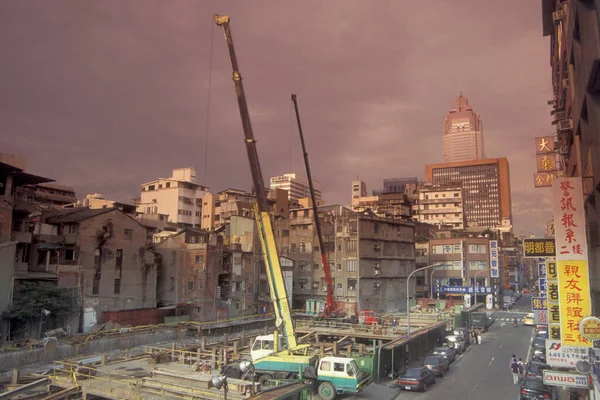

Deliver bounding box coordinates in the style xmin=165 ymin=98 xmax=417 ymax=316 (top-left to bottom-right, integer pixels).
xmin=541 ymin=0 xmax=600 ymax=311
xmin=350 ymin=193 xmax=412 ymax=220
xmin=428 ymin=237 xmax=492 ymax=300
xmin=33 ymin=207 xmax=158 ymax=333
xmin=413 ymin=184 xmax=465 ymax=229
xmin=136 ymin=168 xmax=209 ymax=228
xmin=284 ymin=205 xmax=415 ymax=314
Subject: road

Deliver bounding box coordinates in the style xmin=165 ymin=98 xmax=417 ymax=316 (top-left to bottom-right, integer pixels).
xmin=387 ymin=295 xmax=534 ymax=400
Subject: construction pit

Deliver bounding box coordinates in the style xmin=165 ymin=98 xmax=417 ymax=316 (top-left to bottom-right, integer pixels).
xmin=1 ymin=314 xmax=450 ymax=400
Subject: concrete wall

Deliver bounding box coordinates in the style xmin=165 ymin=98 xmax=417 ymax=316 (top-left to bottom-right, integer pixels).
xmin=78 ymin=211 xmax=157 ymax=332
xmin=0 ymin=242 xmax=17 ymax=342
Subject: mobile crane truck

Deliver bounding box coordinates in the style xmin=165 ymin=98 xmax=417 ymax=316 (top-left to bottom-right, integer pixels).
xmin=213 ymin=14 xmax=371 ymax=400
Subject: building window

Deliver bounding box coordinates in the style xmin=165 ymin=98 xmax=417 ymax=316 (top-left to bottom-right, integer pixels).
xmin=66 ymin=224 xmax=77 ymax=234
xmin=347 ymin=278 xmax=357 ymax=291
xmin=115 ymin=249 xmax=123 ymax=278
xmin=92 ymin=248 xmax=101 ymax=295
xmin=291 ymin=243 xmax=297 ymax=253
xmin=65 ymin=249 xmax=75 ymax=261
xmin=299 ymin=261 xmax=308 ymax=271
xmin=194 ymin=306 xmax=201 ymax=313
xmin=304 ymin=210 xmax=309 ymax=217
xmin=336 ymin=283 xmax=342 ymax=289
xmin=373 ymin=223 xmax=379 ymax=234
xmin=468 ymin=244 xmax=487 ymax=254
xmin=198 ymin=279 xmax=204 ymax=288
xmin=170 ymin=277 xmax=175 ymax=292
xmin=314 ymin=263 xmax=319 ymax=270
xmin=299 ymin=242 xmax=307 ymax=253
xmin=124 ymin=229 xmax=133 ymax=240
xmin=337 ymin=263 xmax=342 ymax=270
xmin=188 ymin=280 xmax=194 ymax=291
xmin=114 ymin=279 xmax=121 ymax=295
xmin=346 ymin=240 xmax=357 ymax=252
xmin=346 ymin=259 xmax=357 ymax=272
xmin=195 ymin=255 xmax=204 ymax=264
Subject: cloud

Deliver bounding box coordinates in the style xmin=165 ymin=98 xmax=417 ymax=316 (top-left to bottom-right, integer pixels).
xmin=0 ymin=0 xmax=553 ymax=235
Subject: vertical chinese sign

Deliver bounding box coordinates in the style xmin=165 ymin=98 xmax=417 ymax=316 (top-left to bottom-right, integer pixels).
xmin=546 ymin=261 xmax=560 ymax=339
xmin=552 ymin=177 xmax=591 ymax=347
xmin=534 ymin=136 xmax=558 ymax=188
xmin=490 ymin=240 xmax=499 ymax=278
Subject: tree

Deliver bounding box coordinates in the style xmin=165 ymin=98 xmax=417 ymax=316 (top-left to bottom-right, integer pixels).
xmin=3 ymin=281 xmax=73 ymax=333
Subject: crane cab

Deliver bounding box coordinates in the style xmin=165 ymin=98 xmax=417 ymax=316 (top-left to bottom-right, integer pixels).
xmin=250 ymin=334 xmax=286 ymax=362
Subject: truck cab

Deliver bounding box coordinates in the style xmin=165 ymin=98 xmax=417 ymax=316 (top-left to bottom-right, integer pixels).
xmin=358 ymin=310 xmax=380 ymax=325
xmin=313 ymin=356 xmax=371 ymax=399
xmin=250 ymin=334 xmax=286 ymax=362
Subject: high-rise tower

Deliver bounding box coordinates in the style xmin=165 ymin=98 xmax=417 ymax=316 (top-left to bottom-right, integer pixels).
xmin=443 ymin=94 xmax=484 ymax=163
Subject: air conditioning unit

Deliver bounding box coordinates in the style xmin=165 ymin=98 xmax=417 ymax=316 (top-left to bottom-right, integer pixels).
xmin=373 ymin=280 xmax=381 ymax=288
xmin=559 ymin=146 xmax=569 ymax=155
xmin=374 ymin=269 xmax=380 ymax=276
xmin=373 ymin=242 xmax=381 ymax=251
xmin=322 ymin=286 xmax=328 ymax=292
xmin=553 ymin=9 xmax=565 ymax=23
xmin=558 ymin=119 xmax=573 ymax=132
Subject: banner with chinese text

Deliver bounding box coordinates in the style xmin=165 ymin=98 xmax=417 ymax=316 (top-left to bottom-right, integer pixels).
xmin=557 ymin=260 xmax=592 ymax=347
xmin=552 ymin=178 xmax=588 ymax=260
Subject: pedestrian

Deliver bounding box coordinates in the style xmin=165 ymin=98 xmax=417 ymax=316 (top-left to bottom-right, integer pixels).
xmin=510 ymin=358 xmax=520 ymax=385
xmin=518 ymin=358 xmax=525 ymax=382
xmin=472 ymin=328 xmax=479 ymax=344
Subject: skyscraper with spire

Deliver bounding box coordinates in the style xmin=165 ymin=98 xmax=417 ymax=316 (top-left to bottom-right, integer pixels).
xmin=443 ymin=94 xmax=484 ymax=163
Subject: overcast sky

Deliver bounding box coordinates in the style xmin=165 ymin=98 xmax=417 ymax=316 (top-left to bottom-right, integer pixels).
xmin=0 ymin=1 xmax=554 ymax=236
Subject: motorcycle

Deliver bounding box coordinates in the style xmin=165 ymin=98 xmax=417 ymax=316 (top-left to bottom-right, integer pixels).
xmin=513 ymin=318 xmax=518 ymax=327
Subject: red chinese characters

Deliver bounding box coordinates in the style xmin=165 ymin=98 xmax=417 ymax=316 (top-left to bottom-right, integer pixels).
xmin=562 ymin=263 xmax=589 ymax=345
xmin=559 ymin=181 xmax=579 ymax=256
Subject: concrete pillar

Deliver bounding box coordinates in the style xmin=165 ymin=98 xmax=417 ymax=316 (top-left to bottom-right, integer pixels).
xmin=241 ymin=330 xmax=246 ymax=343
xmin=171 ymin=343 xmax=176 ymax=362
xmin=11 ymin=369 xmax=18 ymax=385
xmin=223 ymin=333 xmax=228 ymax=347
xmin=201 ymin=336 xmax=207 ymax=351
xmin=233 ymin=341 xmax=239 ymax=355
xmin=101 ymin=354 xmax=107 ymax=366
xmin=223 ymin=348 xmax=228 ymax=367
xmin=263 ymin=326 xmax=268 ymax=335
xmin=333 ymin=342 xmax=337 ymax=356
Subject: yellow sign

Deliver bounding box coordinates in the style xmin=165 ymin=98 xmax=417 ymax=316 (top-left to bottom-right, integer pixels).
xmin=534 ymin=172 xmax=558 ymax=188
xmin=548 ymin=302 xmax=560 ymax=323
xmin=536 ymin=154 xmax=557 ymax=172
xmin=524 ymin=239 xmax=556 ymax=257
xmin=580 ymin=317 xmax=600 ymax=341
xmin=536 ymin=136 xmax=556 ymax=154
xmin=549 ymin=323 xmax=561 ymax=340
xmin=557 ymin=260 xmax=592 ymax=347
xmin=547 ymin=261 xmax=557 ymax=280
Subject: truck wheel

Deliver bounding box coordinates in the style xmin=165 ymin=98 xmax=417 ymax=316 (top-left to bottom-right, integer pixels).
xmin=318 ymin=381 xmax=336 ymax=400
xmin=258 ymin=374 xmax=273 ymax=387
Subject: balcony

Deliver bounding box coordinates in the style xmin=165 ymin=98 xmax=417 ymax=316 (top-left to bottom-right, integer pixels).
xmin=11 ymin=231 xmax=32 ymax=243
xmin=64 ymin=233 xmax=78 ymax=244
xmin=36 ymin=234 xmax=64 ymax=245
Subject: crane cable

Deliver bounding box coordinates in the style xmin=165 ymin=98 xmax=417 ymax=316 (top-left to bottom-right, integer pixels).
xmin=203 ymin=23 xmax=215 ymax=185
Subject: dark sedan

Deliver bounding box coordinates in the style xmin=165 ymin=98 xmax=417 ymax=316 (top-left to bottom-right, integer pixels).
xmin=431 ymin=346 xmax=457 ymax=363
xmin=520 ymin=376 xmax=554 ymax=399
xmin=422 ymin=355 xmax=449 ymax=377
xmin=525 ymin=361 xmax=550 ymax=379
xmin=397 ymin=367 xmax=437 ymax=392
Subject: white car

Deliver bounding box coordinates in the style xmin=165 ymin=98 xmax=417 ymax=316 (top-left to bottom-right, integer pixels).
xmin=444 ymin=335 xmax=466 ymax=354
xmin=523 ymin=313 xmax=535 ymax=326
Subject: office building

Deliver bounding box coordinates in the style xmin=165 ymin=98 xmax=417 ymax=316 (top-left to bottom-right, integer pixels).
xmin=425 ymin=158 xmax=512 ymax=232
xmin=351 ymin=180 xmax=368 ymax=199
xmin=443 ymin=94 xmax=485 ymax=163
xmin=269 ymin=173 xmax=322 ymax=203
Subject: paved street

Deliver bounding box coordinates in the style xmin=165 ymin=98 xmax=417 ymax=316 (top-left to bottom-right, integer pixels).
xmin=390 ymin=295 xmax=534 ymax=400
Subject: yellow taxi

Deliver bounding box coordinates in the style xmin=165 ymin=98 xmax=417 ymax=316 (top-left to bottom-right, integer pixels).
xmin=523 ymin=313 xmax=535 ymax=326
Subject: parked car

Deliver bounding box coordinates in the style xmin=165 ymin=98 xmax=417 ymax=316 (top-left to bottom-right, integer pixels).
xmin=421 ymin=355 xmax=449 ymax=377
xmin=397 ymin=367 xmax=437 ymax=392
xmin=520 ymin=376 xmax=554 ymax=399
xmin=453 ymin=328 xmax=471 ymax=345
xmin=535 ymin=326 xmax=549 ymax=339
xmin=444 ymin=335 xmax=466 ymax=354
xmin=523 ymin=313 xmax=535 ymax=326
xmin=531 ymin=345 xmax=547 ymax=364
xmin=525 ymin=361 xmax=550 ymax=379
xmin=431 ymin=346 xmax=457 ymax=363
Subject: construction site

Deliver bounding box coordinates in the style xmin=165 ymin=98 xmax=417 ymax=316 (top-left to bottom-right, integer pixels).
xmin=0 ymin=309 xmax=462 ymax=400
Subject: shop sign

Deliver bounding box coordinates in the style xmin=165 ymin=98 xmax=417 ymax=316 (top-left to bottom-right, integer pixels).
xmin=543 ymin=370 xmax=589 ymax=388
xmin=557 ymin=260 xmax=592 ymax=347
xmin=580 ymin=317 xmax=600 ymax=342
xmin=545 ymin=340 xmax=589 ymax=368
xmin=524 ymin=239 xmax=556 ymax=257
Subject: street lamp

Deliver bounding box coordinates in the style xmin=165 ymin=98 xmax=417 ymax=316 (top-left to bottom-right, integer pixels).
xmin=239 ymin=360 xmax=256 ymax=396
xmin=211 ymin=375 xmax=228 ymax=400
xmin=407 ymin=263 xmax=442 ymax=338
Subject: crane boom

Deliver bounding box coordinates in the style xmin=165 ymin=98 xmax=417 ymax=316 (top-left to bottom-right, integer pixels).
xmin=290 ymin=94 xmax=337 ymax=317
xmin=213 ymin=14 xmax=298 ymax=350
